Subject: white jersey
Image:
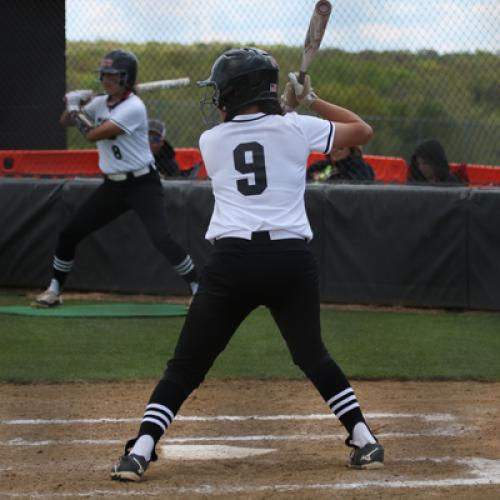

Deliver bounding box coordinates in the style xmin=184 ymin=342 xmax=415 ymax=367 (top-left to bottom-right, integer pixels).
xmin=84 ymin=94 xmax=154 ymax=174
xmin=200 ymin=111 xmax=335 ymax=242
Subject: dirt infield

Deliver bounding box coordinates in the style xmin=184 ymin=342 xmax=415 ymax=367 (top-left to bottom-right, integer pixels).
xmin=1 ymin=380 xmax=499 ymax=499
xmin=25 ymin=290 xmax=480 ymax=314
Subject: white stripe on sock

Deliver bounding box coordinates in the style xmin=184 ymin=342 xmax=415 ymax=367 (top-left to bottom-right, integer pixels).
xmin=173 ymin=256 xmax=194 ymax=275
xmin=146 ymin=403 xmax=175 ymax=422
xmin=53 ymin=257 xmax=74 ymax=272
xmin=336 ymin=402 xmax=360 ymax=418
xmin=326 ymin=387 xmax=353 ymax=406
xmin=141 ymin=417 xmax=166 ymax=432
xmin=331 ymin=394 xmax=357 ymax=413
xmin=143 ymin=410 xmax=172 ymax=426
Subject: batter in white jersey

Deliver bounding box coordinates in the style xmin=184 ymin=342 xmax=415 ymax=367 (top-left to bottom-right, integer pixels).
xmin=202 ymin=112 xmax=334 ymax=241
xmin=33 ymin=49 xmax=198 ymax=309
xmin=111 ymin=47 xmax=384 ymax=482
xmin=84 ymin=93 xmax=153 ymax=174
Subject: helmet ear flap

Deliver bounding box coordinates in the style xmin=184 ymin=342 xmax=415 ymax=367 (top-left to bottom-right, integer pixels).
xmin=118 ymin=71 xmax=128 ymax=88
xmin=211 ymin=86 xmax=221 ymax=107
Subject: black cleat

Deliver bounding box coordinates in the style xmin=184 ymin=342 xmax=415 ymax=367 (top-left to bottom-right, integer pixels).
xmin=348 ymin=442 xmax=384 ymax=469
xmin=111 ymin=453 xmax=149 ymax=482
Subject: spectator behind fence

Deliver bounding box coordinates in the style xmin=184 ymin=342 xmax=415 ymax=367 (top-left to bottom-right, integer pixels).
xmin=407 ymin=139 xmax=468 ymax=184
xmin=307 ymin=145 xmax=375 ymax=182
xmin=148 ymin=119 xmax=181 ymax=178
xmin=149 ymin=119 xmax=200 ymax=179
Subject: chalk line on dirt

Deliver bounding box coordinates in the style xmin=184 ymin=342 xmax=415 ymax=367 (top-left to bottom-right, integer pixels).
xmin=0 ymin=411 xmax=457 ymax=425
xmin=1 ymin=464 xmax=500 ymax=498
xmin=0 ymin=425 xmax=469 ymax=448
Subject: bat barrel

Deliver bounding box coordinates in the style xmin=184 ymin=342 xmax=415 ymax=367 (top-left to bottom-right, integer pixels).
xmin=316 ymin=0 xmax=332 ymax=15
xmin=299 ymin=0 xmax=332 ymax=83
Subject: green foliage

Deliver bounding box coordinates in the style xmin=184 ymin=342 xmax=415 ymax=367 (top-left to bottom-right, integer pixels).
xmin=1 ymin=291 xmax=499 ymax=383
xmin=65 ymin=42 xmax=500 ymax=164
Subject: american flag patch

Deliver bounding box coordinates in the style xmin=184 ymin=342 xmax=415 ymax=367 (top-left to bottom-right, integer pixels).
xmin=101 ymin=58 xmax=113 ymax=67
xmin=270 ymin=83 xmax=277 ymax=92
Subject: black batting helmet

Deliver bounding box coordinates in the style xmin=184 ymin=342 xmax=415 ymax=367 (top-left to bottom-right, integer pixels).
xmin=98 ymin=49 xmax=138 ymax=89
xmin=197 ymin=47 xmax=279 ymax=114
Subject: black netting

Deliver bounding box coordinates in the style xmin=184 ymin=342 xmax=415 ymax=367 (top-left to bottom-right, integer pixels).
xmin=1 ymin=1 xmax=499 ymax=166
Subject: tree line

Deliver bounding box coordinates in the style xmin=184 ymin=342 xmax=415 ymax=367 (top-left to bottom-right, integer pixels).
xmin=66 ymin=42 xmax=500 ymax=165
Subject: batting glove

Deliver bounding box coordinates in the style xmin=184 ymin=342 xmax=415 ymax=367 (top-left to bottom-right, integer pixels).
xmin=64 ymin=90 xmax=93 ymax=112
xmin=71 ymin=111 xmax=94 ymax=137
xmin=280 ymin=82 xmax=300 ymax=113
xmin=287 ymin=73 xmax=318 ymax=108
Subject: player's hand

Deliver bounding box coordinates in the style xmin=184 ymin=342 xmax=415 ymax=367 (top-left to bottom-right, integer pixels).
xmin=64 ymin=90 xmax=93 ymax=112
xmin=280 ymin=81 xmax=300 ymax=113
xmin=287 ymin=73 xmax=318 ymax=108
xmin=70 ymin=110 xmax=94 ymax=137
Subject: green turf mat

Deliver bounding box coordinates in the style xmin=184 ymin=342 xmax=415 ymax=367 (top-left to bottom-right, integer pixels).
xmin=0 ymin=303 xmax=187 ymax=317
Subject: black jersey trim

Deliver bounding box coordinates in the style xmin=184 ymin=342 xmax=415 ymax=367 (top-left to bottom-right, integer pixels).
xmin=324 ymin=121 xmax=334 ymax=154
xmin=230 ymin=113 xmax=267 ymax=123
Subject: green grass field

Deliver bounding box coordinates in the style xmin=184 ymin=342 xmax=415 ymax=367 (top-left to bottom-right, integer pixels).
xmin=1 ymin=290 xmax=499 ymax=383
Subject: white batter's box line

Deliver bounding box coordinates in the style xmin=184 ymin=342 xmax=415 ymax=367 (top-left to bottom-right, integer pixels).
xmin=0 ymin=426 xmax=470 ymax=448
xmin=2 ymin=457 xmax=498 ymax=495
xmin=1 ymin=456 xmax=499 ymax=497
xmin=1 ymin=479 xmax=500 ymax=497
xmin=0 ymin=411 xmax=457 ymax=426
xmin=0 ymin=455 xmax=491 ymax=470
xmin=367 ymin=412 xmax=456 ymax=422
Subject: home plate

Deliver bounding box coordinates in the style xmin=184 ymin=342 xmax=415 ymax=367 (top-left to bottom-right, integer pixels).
xmin=161 ymin=444 xmax=275 ymax=460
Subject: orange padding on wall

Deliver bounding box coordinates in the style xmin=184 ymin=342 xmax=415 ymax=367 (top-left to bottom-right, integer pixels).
xmin=1 ymin=149 xmax=499 ymax=184
xmin=459 ymin=164 xmax=500 ymax=186
xmin=307 ymin=152 xmax=409 ymax=183
xmin=0 ymin=149 xmax=207 ymax=179
xmin=1 ymin=150 xmax=101 ymax=177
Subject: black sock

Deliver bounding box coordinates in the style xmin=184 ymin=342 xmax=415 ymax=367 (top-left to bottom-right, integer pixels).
xmin=305 ymin=357 xmax=366 ymax=435
xmin=138 ymin=379 xmax=189 ymax=443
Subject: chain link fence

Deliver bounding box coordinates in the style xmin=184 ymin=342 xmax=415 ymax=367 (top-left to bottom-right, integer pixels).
xmin=16 ymin=1 xmax=500 ymax=165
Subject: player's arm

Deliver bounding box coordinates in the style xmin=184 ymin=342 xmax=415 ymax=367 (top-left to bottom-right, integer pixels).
xmin=58 ymin=90 xmax=122 ymax=141
xmin=85 ymin=121 xmax=124 ymax=142
xmin=311 ymin=100 xmax=373 ymax=149
xmin=60 ymin=110 xmax=123 ymax=141
xmin=87 ymin=98 xmax=142 ymax=142
xmin=282 ymin=72 xmax=373 ymax=148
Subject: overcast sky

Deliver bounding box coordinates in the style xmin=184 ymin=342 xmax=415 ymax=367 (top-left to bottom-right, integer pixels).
xmin=66 ymin=0 xmax=499 ymax=53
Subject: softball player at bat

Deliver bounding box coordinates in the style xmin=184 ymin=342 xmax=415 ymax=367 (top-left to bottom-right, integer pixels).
xmin=110 ymin=47 xmax=384 ymax=481
xmin=33 ymin=49 xmax=199 ymax=307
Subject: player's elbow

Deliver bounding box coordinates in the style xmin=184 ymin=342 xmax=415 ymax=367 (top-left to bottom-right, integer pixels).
xmin=357 ymin=122 xmax=373 ymax=145
xmin=85 ymin=130 xmax=98 ymax=142
xmin=331 ymin=121 xmax=374 ymax=149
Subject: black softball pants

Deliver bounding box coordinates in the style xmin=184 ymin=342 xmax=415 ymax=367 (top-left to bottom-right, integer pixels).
xmin=55 ymin=170 xmax=188 ymax=268
xmin=160 ymin=236 xmax=351 ymax=407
